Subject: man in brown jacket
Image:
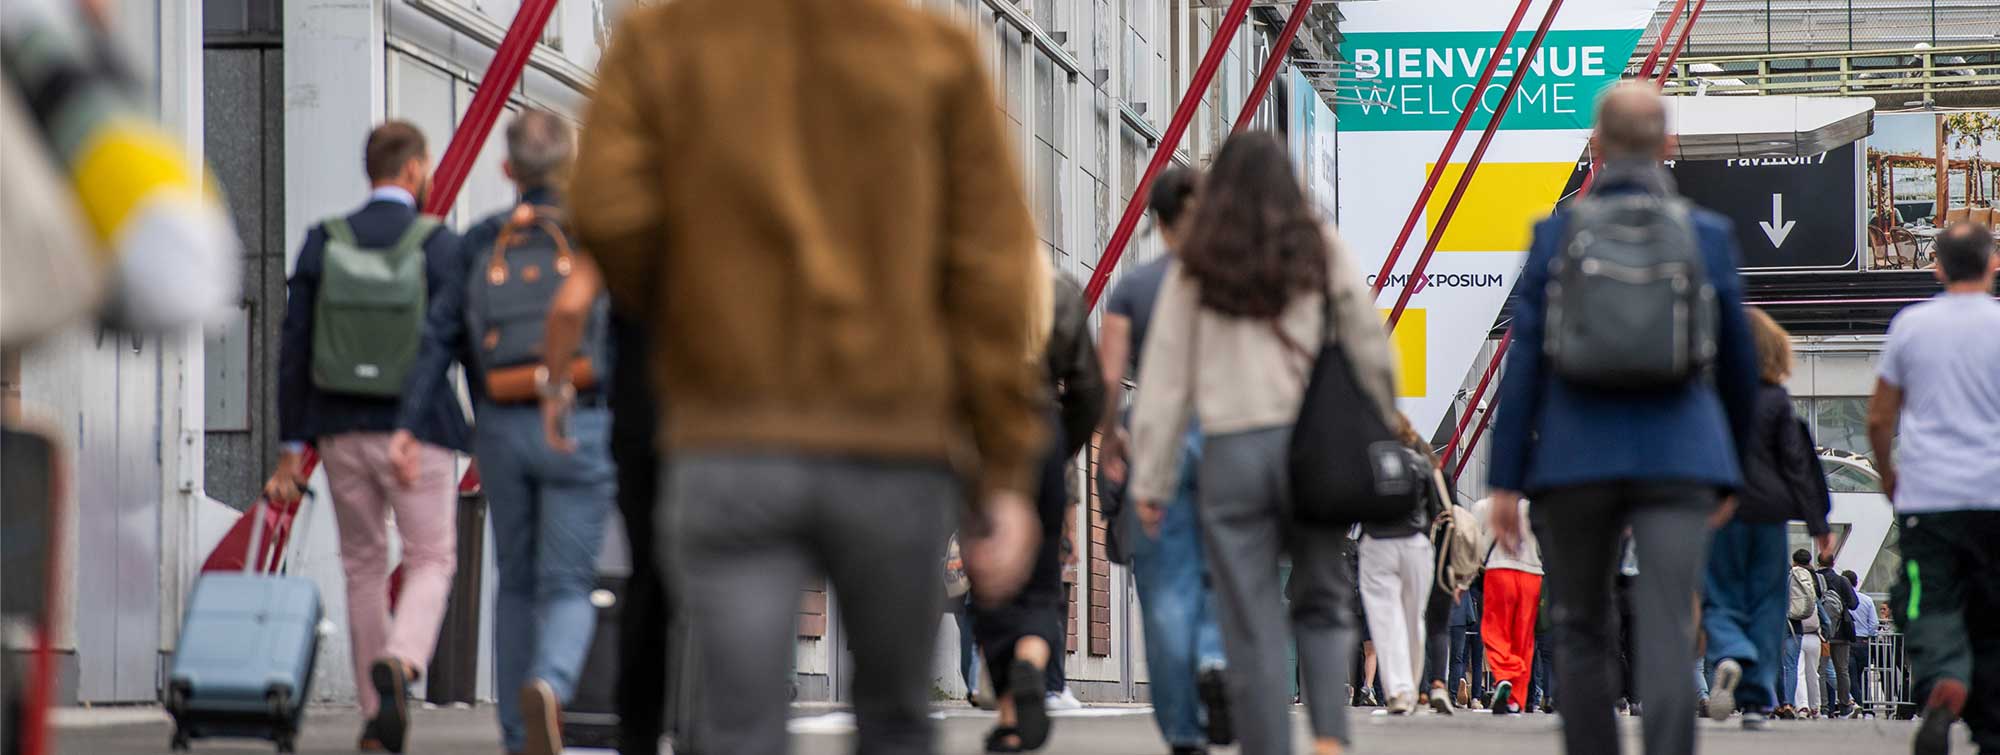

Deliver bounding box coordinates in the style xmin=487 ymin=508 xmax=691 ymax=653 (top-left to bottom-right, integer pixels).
xmin=572 ymin=1 xmax=1046 ymax=752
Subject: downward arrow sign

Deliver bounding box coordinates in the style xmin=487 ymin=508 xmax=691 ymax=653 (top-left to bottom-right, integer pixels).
xmin=1759 ymin=193 xmax=1797 ymax=247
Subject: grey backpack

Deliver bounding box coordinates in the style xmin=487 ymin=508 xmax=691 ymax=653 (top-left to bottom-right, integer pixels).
xmin=464 ymin=206 xmax=607 ymax=394
xmin=1545 ymin=194 xmax=1716 ymax=391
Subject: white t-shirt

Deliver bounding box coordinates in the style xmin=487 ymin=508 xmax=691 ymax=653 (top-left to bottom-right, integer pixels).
xmin=1878 ymin=293 xmax=2000 ymax=513
xmin=1471 ymin=497 xmax=1543 ymax=575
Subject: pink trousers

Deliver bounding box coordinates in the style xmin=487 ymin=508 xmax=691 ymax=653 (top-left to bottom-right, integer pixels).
xmin=318 ymin=433 xmax=458 ymax=717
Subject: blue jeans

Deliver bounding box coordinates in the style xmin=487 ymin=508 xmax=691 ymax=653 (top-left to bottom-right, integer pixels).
xmin=1780 ymin=632 xmax=1800 ymax=706
xmin=1701 ymin=520 xmax=1788 ymax=712
xmin=1529 ymin=632 xmax=1554 ymax=708
xmin=1130 ymin=432 xmax=1225 ymax=749
xmin=476 ymin=403 xmax=616 ymax=752
xmin=1449 ymin=624 xmax=1483 ymax=700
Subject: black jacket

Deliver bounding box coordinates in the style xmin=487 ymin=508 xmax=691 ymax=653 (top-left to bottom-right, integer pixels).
xmin=1045 ymin=274 xmax=1104 ymax=461
xmin=1735 ymin=381 xmax=1832 ymax=534
xmin=279 ymin=198 xmax=470 ymax=452
xmin=1817 ymin=566 xmax=1860 ymax=643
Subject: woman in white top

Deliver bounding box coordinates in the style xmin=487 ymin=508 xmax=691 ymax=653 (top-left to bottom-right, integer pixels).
xmin=1129 ymin=133 xmax=1398 ymax=755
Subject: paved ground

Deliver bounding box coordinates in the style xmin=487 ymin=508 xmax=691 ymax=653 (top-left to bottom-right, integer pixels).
xmin=53 ymin=703 xmax=1972 ymax=754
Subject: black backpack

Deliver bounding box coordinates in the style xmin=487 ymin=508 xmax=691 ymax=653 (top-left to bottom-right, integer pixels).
xmin=1544 ymin=194 xmax=1716 ymax=391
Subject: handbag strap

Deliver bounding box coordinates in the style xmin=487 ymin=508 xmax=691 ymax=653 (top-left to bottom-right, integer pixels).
xmin=1268 ymin=280 xmax=1338 ymax=378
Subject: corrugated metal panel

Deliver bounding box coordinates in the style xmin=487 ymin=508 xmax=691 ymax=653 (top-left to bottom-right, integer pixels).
xmin=1650 ymin=0 xmax=2000 ymax=57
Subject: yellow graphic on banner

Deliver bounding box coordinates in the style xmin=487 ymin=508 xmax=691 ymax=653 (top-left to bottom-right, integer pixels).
xmin=1422 ymin=162 xmax=1574 ymax=252
xmin=1381 ymin=308 xmax=1426 ymax=398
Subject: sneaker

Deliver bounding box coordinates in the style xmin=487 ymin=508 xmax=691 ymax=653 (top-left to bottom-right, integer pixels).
xmin=1429 ymin=683 xmax=1455 ymax=716
xmin=1488 ymin=681 xmax=1515 ymax=715
xmin=1386 ymin=692 xmax=1417 ymax=715
xmin=520 ymin=679 xmax=564 ymax=755
xmin=1707 ymin=659 xmax=1742 ymax=722
xmin=1197 ymin=667 xmax=1234 ymax=746
xmin=1046 ymin=687 xmax=1083 ymax=711
xmin=1914 ymin=679 xmax=1967 ymax=755
xmin=368 ymin=658 xmax=412 ymax=753
xmin=1774 ymin=704 xmax=1796 ymax=720
xmin=1741 ymin=711 xmax=1770 ymax=731
xmin=1455 ymin=679 xmax=1472 ymax=708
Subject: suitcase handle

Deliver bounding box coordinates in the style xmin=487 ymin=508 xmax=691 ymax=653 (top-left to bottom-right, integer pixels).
xmin=243 ymin=490 xmax=316 ymax=577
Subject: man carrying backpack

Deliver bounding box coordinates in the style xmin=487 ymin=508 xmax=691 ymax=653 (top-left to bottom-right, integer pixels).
xmin=1484 ymin=83 xmax=1760 ymax=755
xmin=267 ymin=121 xmax=466 ymax=753
xmin=388 ymin=110 xmax=611 ymax=755
xmin=1815 ymin=551 xmax=1860 ymax=717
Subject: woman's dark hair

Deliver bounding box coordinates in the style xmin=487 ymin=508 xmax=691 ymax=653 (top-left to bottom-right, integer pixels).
xmin=1147 ymin=165 xmax=1198 ymax=228
xmin=1177 ymin=132 xmax=1328 ymax=319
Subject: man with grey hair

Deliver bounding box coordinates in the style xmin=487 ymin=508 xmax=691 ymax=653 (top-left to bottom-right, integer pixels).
xmin=1486 ymin=82 xmax=1760 ymax=754
xmin=390 ymin=107 xmax=611 ymax=755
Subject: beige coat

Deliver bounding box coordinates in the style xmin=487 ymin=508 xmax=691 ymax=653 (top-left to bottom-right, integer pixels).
xmin=1128 ymin=232 xmax=1399 ymax=503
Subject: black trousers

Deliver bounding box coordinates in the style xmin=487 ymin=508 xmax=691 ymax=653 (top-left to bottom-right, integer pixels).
xmin=1891 ymin=511 xmax=2000 ymax=751
xmin=1531 ymin=482 xmax=1716 ymax=755
xmin=609 ymin=319 xmax=671 ymax=755
xmin=972 ymin=415 xmax=1069 ymax=691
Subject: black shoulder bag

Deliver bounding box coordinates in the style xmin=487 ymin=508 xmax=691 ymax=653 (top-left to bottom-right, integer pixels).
xmin=1274 ymin=286 xmax=1424 ymax=527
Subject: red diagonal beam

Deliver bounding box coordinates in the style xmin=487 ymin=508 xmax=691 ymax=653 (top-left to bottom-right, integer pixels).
xmin=1370 ymin=0 xmax=1535 ymax=299
xmin=1233 ymin=0 xmax=1315 ymax=134
xmin=1384 ymin=0 xmax=1565 ymax=331
xmin=1637 ymin=0 xmax=1688 ymax=80
xmin=1083 ymin=0 xmax=1256 ymax=309
xmin=1452 ymin=376 xmax=1504 ymax=487
xmin=1655 ymin=0 xmax=1709 ymax=86
xmin=423 ymin=0 xmax=560 ymax=216
xmin=1440 ymin=329 xmax=1509 ymax=469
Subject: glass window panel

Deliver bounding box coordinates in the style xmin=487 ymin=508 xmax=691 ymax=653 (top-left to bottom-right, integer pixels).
xmin=1004 ymin=28 xmax=1026 ymax=121
xmin=1035 ymin=138 xmax=1057 ymax=246
xmin=1811 ymin=397 xmax=1871 ymax=456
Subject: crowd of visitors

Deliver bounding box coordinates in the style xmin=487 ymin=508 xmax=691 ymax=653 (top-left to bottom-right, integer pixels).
xmin=242 ymin=0 xmax=1993 ymax=749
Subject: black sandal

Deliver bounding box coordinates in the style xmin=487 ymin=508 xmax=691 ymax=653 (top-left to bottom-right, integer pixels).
xmin=1009 ymin=660 xmax=1051 ymax=750
xmin=984 ymin=726 xmax=1022 ymax=753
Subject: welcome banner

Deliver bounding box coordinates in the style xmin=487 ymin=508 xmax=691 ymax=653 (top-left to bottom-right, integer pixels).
xmin=1333 ymin=0 xmax=1658 ymax=436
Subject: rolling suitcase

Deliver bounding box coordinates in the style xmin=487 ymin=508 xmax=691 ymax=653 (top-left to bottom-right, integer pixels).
xmin=164 ymin=494 xmax=324 ymax=753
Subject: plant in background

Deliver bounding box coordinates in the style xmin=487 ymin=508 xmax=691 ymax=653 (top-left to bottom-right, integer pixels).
xmin=1944 ymin=111 xmax=2000 ymax=205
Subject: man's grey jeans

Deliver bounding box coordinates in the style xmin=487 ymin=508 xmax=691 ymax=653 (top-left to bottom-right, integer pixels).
xmin=663 ymin=453 xmax=957 ymax=755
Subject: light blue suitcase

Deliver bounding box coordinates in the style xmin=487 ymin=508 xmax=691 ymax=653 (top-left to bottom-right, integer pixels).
xmin=164 ymin=498 xmax=323 ymax=753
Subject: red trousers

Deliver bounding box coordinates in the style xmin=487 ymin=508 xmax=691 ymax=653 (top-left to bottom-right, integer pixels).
xmin=1482 ymin=568 xmax=1542 ymax=710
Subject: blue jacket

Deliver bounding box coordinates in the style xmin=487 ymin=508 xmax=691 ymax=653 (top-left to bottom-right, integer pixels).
xmin=278 ymin=198 xmax=471 ymax=452
xmin=1485 ymin=165 xmax=1759 ymax=494
xmin=394 ymin=187 xmax=573 ymax=433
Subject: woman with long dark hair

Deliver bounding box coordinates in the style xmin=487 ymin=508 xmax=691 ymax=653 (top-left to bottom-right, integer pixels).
xmin=1128 ymin=132 xmax=1398 ymax=755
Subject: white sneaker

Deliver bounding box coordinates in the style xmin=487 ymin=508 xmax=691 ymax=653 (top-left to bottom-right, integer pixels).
xmin=1386 ymin=692 xmax=1418 ymax=715
xmin=1707 ymin=659 xmax=1741 ymax=722
xmin=1046 ymin=688 xmax=1083 ymax=711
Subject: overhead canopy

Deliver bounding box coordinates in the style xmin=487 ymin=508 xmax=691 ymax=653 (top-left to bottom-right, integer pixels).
xmin=1667 ymin=95 xmax=1875 ymax=160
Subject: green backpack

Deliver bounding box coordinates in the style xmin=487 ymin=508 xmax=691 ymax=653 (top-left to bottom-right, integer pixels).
xmin=310 ymin=215 xmax=437 ymax=397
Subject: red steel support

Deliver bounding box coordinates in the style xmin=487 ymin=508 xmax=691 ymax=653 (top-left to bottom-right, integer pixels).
xmin=1452 ymin=375 xmax=1504 ymax=486
xmin=1232 ymin=0 xmax=1314 ymax=134
xmin=1655 ymin=0 xmax=1709 ymax=86
xmin=1383 ymin=0 xmax=1565 ymax=331
xmin=1439 ymin=329 xmax=1509 ymax=471
xmin=1369 ymin=0 xmax=1535 ymax=298
xmin=423 ymin=0 xmax=561 ymax=216
xmin=1083 ymin=0 xmax=1256 ymax=309
xmin=1636 ymin=0 xmax=1688 ymax=80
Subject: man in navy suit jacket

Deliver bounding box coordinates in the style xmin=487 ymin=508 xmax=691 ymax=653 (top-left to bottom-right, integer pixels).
xmin=1483 ymin=84 xmax=1760 ymax=755
xmin=263 ymin=121 xmax=465 ymax=754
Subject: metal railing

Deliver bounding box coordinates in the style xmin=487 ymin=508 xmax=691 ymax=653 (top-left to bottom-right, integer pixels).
xmin=1661 ymin=43 xmax=2000 ymax=101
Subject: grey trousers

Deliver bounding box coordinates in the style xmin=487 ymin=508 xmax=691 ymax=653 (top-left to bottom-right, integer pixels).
xmin=1531 ymin=482 xmax=1716 ymax=755
xmin=1199 ymin=427 xmax=1355 ymax=754
xmin=664 ymin=453 xmax=957 ymax=755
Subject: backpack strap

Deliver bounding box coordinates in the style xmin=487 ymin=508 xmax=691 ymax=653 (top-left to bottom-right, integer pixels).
xmin=390 ymin=215 xmax=441 ymax=257
xmin=322 ymin=217 xmax=355 ymax=247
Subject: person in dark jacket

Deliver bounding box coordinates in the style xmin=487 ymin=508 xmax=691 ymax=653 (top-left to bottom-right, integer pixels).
xmin=1701 ymin=307 xmax=1834 ymax=728
xmin=974 ymin=270 xmax=1104 ymax=752
xmin=264 ymin=121 xmax=466 ymax=753
xmin=1486 ymin=84 xmax=1761 ymax=755
xmin=1815 ymin=551 xmax=1861 ymax=716
xmin=389 ymin=110 xmax=614 ymax=755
